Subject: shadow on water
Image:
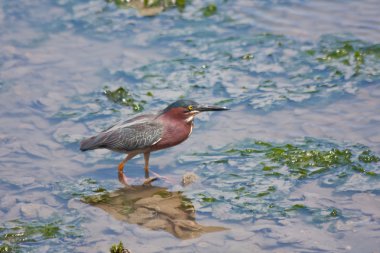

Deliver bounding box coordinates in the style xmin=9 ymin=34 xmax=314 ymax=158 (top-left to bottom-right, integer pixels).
xmin=82 ymin=184 xmax=226 ymax=240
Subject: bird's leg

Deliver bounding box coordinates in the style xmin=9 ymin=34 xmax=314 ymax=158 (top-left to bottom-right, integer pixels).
xmin=142 ymin=152 xmax=175 ymax=185
xmin=143 ymin=152 xmax=150 ymax=178
xmin=118 ymin=153 xmax=137 ymax=186
xmin=142 ymin=152 xmax=158 ymax=186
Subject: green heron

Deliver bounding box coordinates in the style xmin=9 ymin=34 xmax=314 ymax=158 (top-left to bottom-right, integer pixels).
xmin=80 ymin=99 xmax=228 ymax=185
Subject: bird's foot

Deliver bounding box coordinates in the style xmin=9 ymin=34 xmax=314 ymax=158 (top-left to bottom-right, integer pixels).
xmin=150 ymin=171 xmax=176 ymax=184
xmin=118 ymin=171 xmax=129 ymax=186
xmin=142 ymin=177 xmax=158 ymax=186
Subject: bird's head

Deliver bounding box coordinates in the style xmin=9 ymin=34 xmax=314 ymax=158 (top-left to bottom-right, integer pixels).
xmin=160 ymin=99 xmax=229 ymax=123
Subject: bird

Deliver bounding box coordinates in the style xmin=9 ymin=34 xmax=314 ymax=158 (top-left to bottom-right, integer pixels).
xmin=80 ymin=99 xmax=229 ymax=185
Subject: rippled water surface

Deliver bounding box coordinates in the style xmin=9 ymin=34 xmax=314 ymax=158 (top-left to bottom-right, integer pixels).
xmin=1 ymin=0 xmax=380 ymax=252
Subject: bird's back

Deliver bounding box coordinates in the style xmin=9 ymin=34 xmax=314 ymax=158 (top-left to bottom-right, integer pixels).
xmin=80 ymin=114 xmax=163 ymax=153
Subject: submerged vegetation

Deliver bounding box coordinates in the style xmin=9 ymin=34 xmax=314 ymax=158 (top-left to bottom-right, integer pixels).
xmin=101 ymin=34 xmax=380 ymax=111
xmin=202 ymin=4 xmax=218 ymax=17
xmin=223 ymin=140 xmax=379 ymax=179
xmin=110 ymin=241 xmax=129 ymax=253
xmin=181 ymin=138 xmax=380 ymax=223
xmin=0 ymin=220 xmax=80 ymax=252
xmin=1 ymin=0 xmax=380 ymax=251
xmin=105 ymin=0 xmax=187 ymax=16
xmin=103 ymin=86 xmax=146 ymax=112
xmin=316 ymin=38 xmax=380 ymax=75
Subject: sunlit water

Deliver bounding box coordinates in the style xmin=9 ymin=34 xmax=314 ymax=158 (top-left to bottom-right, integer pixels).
xmin=1 ymin=0 xmax=379 ymax=252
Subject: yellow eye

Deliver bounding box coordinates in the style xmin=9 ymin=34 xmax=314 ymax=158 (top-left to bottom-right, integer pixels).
xmin=188 ymin=105 xmax=193 ymax=111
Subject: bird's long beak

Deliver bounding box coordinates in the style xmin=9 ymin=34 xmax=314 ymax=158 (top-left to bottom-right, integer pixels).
xmin=195 ymin=105 xmax=230 ymax=112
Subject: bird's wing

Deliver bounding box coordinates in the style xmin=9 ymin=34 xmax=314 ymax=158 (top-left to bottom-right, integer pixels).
xmin=102 ymin=121 xmax=163 ymax=152
xmin=80 ymin=120 xmax=163 ymax=152
xmin=102 ymin=114 xmax=156 ymax=133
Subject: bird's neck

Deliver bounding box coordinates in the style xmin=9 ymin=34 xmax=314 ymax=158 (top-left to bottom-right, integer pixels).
xmin=157 ymin=112 xmax=193 ymax=127
xmin=153 ymin=113 xmax=193 ymax=150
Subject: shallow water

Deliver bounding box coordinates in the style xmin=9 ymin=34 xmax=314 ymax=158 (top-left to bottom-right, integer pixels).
xmin=1 ymin=0 xmax=380 ymax=252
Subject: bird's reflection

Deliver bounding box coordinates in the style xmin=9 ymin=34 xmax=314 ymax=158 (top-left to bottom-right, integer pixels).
xmin=82 ymin=185 xmax=226 ymax=239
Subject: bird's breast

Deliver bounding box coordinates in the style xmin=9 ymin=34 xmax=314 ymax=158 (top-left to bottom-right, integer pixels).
xmin=151 ymin=120 xmax=193 ymax=151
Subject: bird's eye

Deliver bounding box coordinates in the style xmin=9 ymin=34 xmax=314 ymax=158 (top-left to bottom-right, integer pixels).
xmin=188 ymin=105 xmax=193 ymax=111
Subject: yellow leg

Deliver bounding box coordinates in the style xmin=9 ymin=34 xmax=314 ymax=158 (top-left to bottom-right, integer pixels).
xmin=118 ymin=161 xmax=125 ymax=173
xmin=142 ymin=152 xmax=158 ymax=186
xmin=118 ymin=153 xmax=137 ymax=186
xmin=144 ymin=152 xmax=150 ymax=178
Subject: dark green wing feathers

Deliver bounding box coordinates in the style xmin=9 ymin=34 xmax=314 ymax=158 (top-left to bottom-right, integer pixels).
xmin=80 ymin=119 xmax=163 ymax=153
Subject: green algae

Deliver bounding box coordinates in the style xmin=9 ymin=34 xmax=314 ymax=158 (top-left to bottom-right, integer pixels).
xmin=320 ymin=42 xmax=353 ymax=60
xmin=110 ymin=241 xmax=127 ymax=253
xmin=213 ymin=159 xmax=229 ymax=164
xmin=93 ymin=187 xmax=108 ymax=193
xmin=202 ymin=4 xmax=217 ymax=17
xmin=51 ymin=111 xmax=79 ymax=119
xmin=0 ymin=222 xmax=59 ymax=243
xmin=256 ymin=186 xmax=276 ymax=197
xmin=202 ymin=196 xmax=217 ymax=203
xmin=241 ymin=53 xmax=254 ymax=60
xmin=53 ymin=178 xmax=114 ymax=201
xmin=285 ymin=205 xmax=342 ymax=223
xmin=106 ymin=0 xmax=188 ymax=16
xmin=262 ymin=165 xmax=276 ymax=171
xmin=180 ymin=196 xmax=194 ymax=211
xmin=351 ymin=164 xmax=378 ymax=177
xmin=0 ymin=243 xmax=19 ymax=253
xmin=154 ymin=190 xmax=172 ymax=198
xmin=103 ymin=86 xmax=146 ymax=112
xmin=358 ymin=150 xmax=380 ymax=163
xmin=265 ymin=146 xmax=353 ymax=178
xmin=198 ymin=193 xmax=217 ymax=203
xmin=181 ymin=138 xmax=379 ymax=225
xmin=286 ymin=204 xmax=307 ymax=211
xmin=82 ymin=178 xmax=98 ymax=185
xmin=329 ymin=208 xmax=340 ymax=217
xmin=316 ymin=38 xmax=380 ymax=75
xmin=264 ymin=172 xmax=283 ymax=177
xmin=225 ymin=141 xmax=377 ymax=179
xmin=102 ymin=34 xmax=379 ymax=112
xmin=82 ymin=192 xmax=111 ymax=204
xmin=0 ymin=220 xmax=80 ymax=252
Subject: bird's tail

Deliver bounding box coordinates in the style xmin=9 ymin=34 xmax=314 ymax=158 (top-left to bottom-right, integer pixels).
xmin=80 ymin=136 xmax=102 ymax=151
